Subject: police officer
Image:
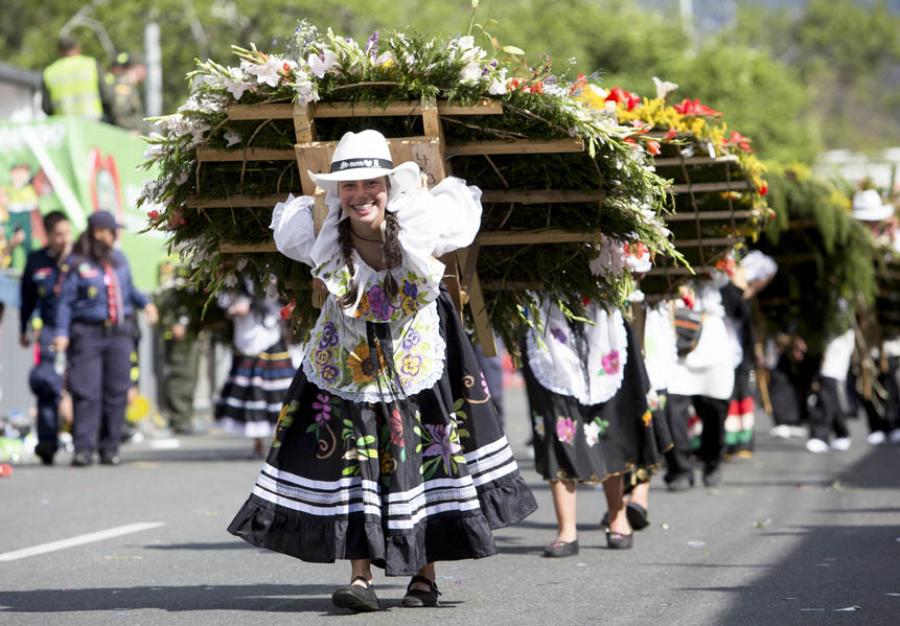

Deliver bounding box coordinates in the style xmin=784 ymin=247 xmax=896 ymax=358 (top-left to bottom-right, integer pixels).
xmin=41 ymin=36 xmax=110 ymax=122
xmin=52 ymin=211 xmax=157 ymax=466
xmin=19 ymin=211 xmax=73 ymax=465
xmin=106 ymin=52 xmax=146 ymax=133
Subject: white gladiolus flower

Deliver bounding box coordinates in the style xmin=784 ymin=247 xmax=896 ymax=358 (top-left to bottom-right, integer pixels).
xmin=308 ymin=50 xmax=338 ymax=78
xmin=460 ymin=62 xmax=482 ymax=85
xmin=652 ymin=76 xmax=679 ymax=99
xmin=488 ymin=68 xmax=508 ymax=95
xmin=224 ymin=130 xmax=241 ymax=147
xmin=455 ymin=36 xmax=475 ymax=50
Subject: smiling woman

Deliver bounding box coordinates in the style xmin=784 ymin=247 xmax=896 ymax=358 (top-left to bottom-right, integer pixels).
xmin=227 ymin=129 xmax=537 ymax=613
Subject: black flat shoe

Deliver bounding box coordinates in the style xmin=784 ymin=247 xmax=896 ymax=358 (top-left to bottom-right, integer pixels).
xmin=625 ymin=503 xmax=650 ymax=530
xmin=99 ymin=453 xmax=121 ymax=466
xmin=703 ymin=467 xmax=723 ymax=487
xmin=332 ymin=577 xmax=380 ymax=612
xmin=543 ymin=539 xmax=579 ymax=558
xmin=606 ymin=531 xmax=634 ymax=550
xmin=401 ymin=575 xmax=441 ymax=608
xmin=71 ymin=452 xmax=93 ymax=467
xmin=34 ymin=442 xmax=56 ymax=466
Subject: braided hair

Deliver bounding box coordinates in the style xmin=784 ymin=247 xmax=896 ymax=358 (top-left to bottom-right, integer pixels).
xmin=336 ymin=178 xmax=403 ymax=309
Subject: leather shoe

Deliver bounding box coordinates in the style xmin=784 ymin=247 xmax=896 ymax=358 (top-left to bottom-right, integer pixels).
xmin=702 ymin=467 xmax=723 ymax=487
xmin=34 ymin=442 xmax=56 ymax=466
xmin=543 ymin=539 xmax=579 ymax=558
xmin=332 ymin=577 xmax=380 ymax=612
xmin=71 ymin=452 xmax=93 ymax=467
xmin=402 ymin=575 xmax=441 ymax=607
xmin=99 ymin=453 xmax=121 ymax=466
xmin=625 ymin=503 xmax=650 ymax=530
xmin=606 ymin=531 xmax=634 ymax=550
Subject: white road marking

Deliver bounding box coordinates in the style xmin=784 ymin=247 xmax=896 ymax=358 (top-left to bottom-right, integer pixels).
xmin=0 ymin=522 xmax=164 ymax=562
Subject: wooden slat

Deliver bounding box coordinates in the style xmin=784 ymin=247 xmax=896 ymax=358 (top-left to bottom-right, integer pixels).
xmin=185 ymin=194 xmax=287 ymax=209
xmin=225 ymin=99 xmax=503 ymax=120
xmin=446 ymin=138 xmax=584 ymax=158
xmin=227 ymin=102 xmax=295 ymax=119
xmin=672 ymin=237 xmax=738 ymax=247
xmin=653 ymin=155 xmax=739 ymax=167
xmin=439 ymin=99 xmax=503 ymax=116
xmin=478 ymin=230 xmax=601 ymax=246
xmin=293 ymin=103 xmax=316 ymax=143
xmin=670 ymin=181 xmax=753 ymax=194
xmin=196 ymin=147 xmax=295 ymax=162
xmin=481 ymin=190 xmax=603 ymax=204
xmin=665 ymin=210 xmax=754 ymax=222
xmin=220 ymin=241 xmax=276 ymax=254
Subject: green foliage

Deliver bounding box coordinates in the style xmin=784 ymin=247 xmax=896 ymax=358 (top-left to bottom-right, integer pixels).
xmin=756 ymin=164 xmax=877 ymax=352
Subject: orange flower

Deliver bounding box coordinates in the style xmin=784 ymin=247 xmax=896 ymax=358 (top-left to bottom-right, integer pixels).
xmin=646 ymin=140 xmax=661 ymax=156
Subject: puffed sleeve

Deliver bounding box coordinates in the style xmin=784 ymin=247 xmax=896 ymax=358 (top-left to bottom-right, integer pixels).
xmin=396 ymin=176 xmax=482 ymax=272
xmin=270 ymin=194 xmax=316 ymax=266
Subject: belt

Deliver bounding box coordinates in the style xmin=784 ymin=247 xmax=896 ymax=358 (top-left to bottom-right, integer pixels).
xmin=73 ymin=316 xmax=134 ymax=328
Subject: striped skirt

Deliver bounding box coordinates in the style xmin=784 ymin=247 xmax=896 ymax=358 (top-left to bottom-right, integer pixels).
xmin=215 ymin=340 xmax=296 ymax=438
xmin=228 ymin=290 xmax=537 ymax=576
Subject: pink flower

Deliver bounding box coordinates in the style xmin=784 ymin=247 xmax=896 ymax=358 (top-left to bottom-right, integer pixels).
xmin=311 ymin=392 xmax=332 ymax=425
xmin=389 ymin=408 xmax=404 ymax=446
xmin=556 ymin=416 xmax=577 ymax=445
xmin=601 ymin=350 xmax=620 ymax=375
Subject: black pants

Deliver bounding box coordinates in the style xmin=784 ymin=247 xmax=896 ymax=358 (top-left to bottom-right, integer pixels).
xmin=857 ymin=357 xmax=900 ymax=434
xmin=28 ymin=334 xmax=64 ymax=451
xmin=68 ymin=322 xmax=134 ymax=456
xmin=808 ymin=376 xmax=849 ymax=442
xmin=665 ymin=394 xmax=729 ymax=481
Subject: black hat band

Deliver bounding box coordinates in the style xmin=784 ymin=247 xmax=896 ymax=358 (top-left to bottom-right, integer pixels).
xmin=330 ymin=157 xmax=393 ymax=173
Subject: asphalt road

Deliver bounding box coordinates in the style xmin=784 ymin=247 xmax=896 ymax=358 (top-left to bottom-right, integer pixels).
xmin=2 ymin=387 xmax=899 ymax=626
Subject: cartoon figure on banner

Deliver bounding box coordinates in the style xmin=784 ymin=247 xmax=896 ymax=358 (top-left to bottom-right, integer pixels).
xmin=1 ymin=163 xmax=52 ymax=258
xmin=88 ymin=148 xmax=123 ymax=219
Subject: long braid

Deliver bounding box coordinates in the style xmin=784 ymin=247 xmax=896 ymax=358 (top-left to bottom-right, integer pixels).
xmin=382 ymin=210 xmax=402 ymax=300
xmin=337 ymin=218 xmax=359 ymax=309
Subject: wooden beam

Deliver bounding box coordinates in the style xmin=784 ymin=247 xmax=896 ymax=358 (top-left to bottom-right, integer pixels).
xmin=665 ymin=210 xmax=754 ymax=221
xmin=653 ymin=155 xmax=739 ymax=167
xmin=672 ymin=237 xmax=738 ymax=247
xmin=446 ymin=138 xmax=585 ymax=158
xmin=481 ymin=189 xmax=603 ymax=204
xmin=439 ymin=99 xmax=503 ymax=116
xmin=220 ymin=241 xmax=276 ymax=254
xmin=226 ymin=102 xmax=294 ymax=120
xmin=478 ymin=230 xmax=601 ymax=246
xmin=185 ymin=194 xmax=287 ymax=209
xmin=196 ymin=147 xmax=295 ymax=162
xmin=670 ymin=180 xmax=754 ymax=194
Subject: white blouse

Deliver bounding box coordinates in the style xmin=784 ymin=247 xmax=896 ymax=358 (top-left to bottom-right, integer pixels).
xmin=270 ymin=166 xmax=482 ymax=402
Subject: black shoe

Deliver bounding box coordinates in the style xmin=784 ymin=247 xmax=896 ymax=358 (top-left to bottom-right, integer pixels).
xmin=543 ymin=539 xmax=579 ymax=558
xmin=606 ymin=531 xmax=634 ymax=550
xmin=625 ymin=503 xmax=650 ymax=531
xmin=666 ymin=473 xmax=694 ymax=492
xmin=599 ymin=512 xmax=610 ymax=530
xmin=71 ymin=452 xmax=93 ymax=467
xmin=331 ymin=577 xmax=380 ymax=612
xmin=34 ymin=442 xmax=56 ymax=466
xmin=99 ymin=453 xmax=121 ymax=466
xmin=703 ymin=467 xmax=723 ymax=487
xmin=401 ymin=575 xmax=441 ymax=608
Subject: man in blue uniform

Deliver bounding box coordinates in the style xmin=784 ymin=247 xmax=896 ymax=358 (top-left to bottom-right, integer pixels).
xmin=19 ymin=211 xmax=72 ymax=465
xmin=52 ymin=210 xmax=157 ymax=466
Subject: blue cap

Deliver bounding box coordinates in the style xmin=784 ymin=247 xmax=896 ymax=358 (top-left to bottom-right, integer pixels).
xmin=87 ymin=210 xmax=124 ymax=231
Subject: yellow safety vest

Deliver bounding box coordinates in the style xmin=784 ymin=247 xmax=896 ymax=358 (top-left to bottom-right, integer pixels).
xmin=43 ymin=55 xmax=103 ymax=120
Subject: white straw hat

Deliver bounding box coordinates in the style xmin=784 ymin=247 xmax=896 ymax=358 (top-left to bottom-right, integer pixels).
xmin=308 ymin=130 xmax=395 ymax=184
xmin=852 ymin=189 xmax=894 ymax=222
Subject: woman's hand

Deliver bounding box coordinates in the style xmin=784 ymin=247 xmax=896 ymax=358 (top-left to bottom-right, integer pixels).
xmin=144 ymin=303 xmax=159 ymax=325
xmin=52 ymin=335 xmax=69 ymax=354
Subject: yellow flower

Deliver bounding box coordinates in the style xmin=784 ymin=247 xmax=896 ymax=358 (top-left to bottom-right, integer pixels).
xmin=642 ymin=410 xmax=653 ymax=427
xmin=401 ymin=296 xmax=418 ymax=316
xmin=347 ymin=342 xmax=386 ymax=384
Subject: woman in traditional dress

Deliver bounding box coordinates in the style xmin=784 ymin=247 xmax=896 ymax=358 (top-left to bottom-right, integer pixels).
xmin=214 ymin=277 xmax=295 ymax=456
xmin=523 ymin=238 xmax=667 ymax=555
xmin=228 ymin=130 xmax=536 ymax=611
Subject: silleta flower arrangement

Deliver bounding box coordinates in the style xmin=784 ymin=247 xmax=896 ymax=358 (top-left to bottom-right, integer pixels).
xmin=139 ymin=20 xmax=682 ymax=345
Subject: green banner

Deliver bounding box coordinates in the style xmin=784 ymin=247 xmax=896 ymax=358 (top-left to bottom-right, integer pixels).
xmin=0 ymin=117 xmax=164 ymax=291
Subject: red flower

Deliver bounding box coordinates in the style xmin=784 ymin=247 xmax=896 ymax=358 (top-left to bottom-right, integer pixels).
xmin=527 ymin=81 xmax=544 ymax=94
xmin=664 ymin=128 xmax=678 ymax=140
xmin=509 ymin=78 xmax=521 ymax=90
xmin=569 ymin=73 xmax=587 ymax=95
xmin=280 ymin=300 xmax=295 ymax=320
xmin=646 ymin=140 xmax=661 ymax=156
xmin=672 ymin=98 xmax=721 ymax=117
xmin=723 ymin=131 xmax=752 ymax=153
xmin=605 ymin=87 xmax=641 ymax=111
xmin=147 ymin=210 xmax=160 ymax=221
xmin=167 ymin=209 xmax=187 ymax=229
xmin=758 ymin=181 xmax=768 ymax=196
xmin=624 ymin=137 xmax=637 ymax=145
xmin=582 ymin=295 xmax=592 ymax=307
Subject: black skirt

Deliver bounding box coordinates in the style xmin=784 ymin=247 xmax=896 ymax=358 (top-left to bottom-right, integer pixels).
xmin=228 ymin=290 xmax=537 ymax=576
xmin=524 ymin=321 xmax=669 ymax=483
